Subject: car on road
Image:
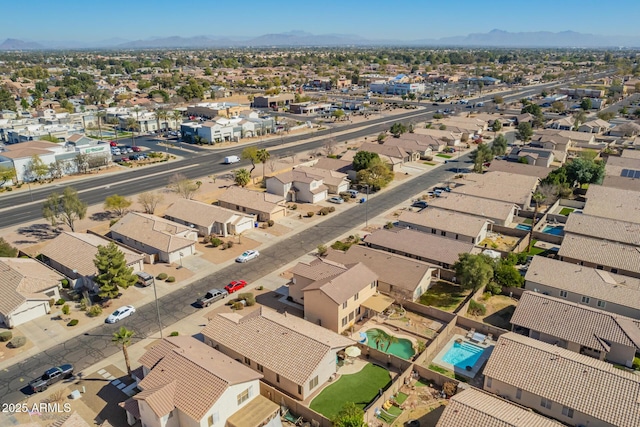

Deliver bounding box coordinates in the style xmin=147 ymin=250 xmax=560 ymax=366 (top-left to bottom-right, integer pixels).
xmin=196 ymin=289 xmax=228 ymax=307
xmin=236 ymin=250 xmax=259 ymax=263
xmin=411 ymin=200 xmax=429 ymax=209
xmin=106 ymin=305 xmax=136 ymax=323
xmin=328 ymin=196 xmax=344 ymax=204
xmin=432 ymin=102 xmax=439 ymax=106
xmin=225 ymin=280 xmax=247 ymax=294
xmin=29 ymin=364 xmax=74 ymax=393
xmin=109 ymin=141 xmax=117 ymax=147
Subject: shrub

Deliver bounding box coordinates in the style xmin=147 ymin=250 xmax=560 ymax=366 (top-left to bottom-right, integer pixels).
xmin=157 ymin=273 xmax=168 ymax=280
xmin=232 ymin=302 xmax=244 ymax=310
xmin=468 ymin=300 xmax=487 ymax=316
xmin=331 ymin=240 xmax=351 ymax=251
xmin=55 ymin=298 xmax=66 ymax=306
xmin=290 ymin=204 xmax=298 ymax=210
xmin=318 ymin=207 xmax=331 ymax=216
xmin=62 ymin=304 xmax=70 ymax=315
xmin=486 ymin=282 xmax=502 ymax=296
xmin=328 ymin=206 xmax=335 ymax=212
xmin=261 ymin=223 xmax=268 ymax=229
xmin=633 ymin=356 xmax=640 ymax=371
xmin=166 ymin=276 xmax=175 ymax=283
xmin=226 ymin=241 xmax=234 ymax=249
xmin=49 ymin=298 xmax=56 ymax=307
xmin=257 ymin=285 xmax=264 ymax=290
xmin=482 ymin=292 xmax=492 ymax=301
xmin=384 ymin=221 xmax=394 ymax=229
xmin=339 ymin=192 xmax=351 ymax=201
xmin=267 ymin=220 xmax=274 ymax=227
xmin=67 ymin=319 xmax=79 ymax=327
xmin=169 ymin=331 xmax=179 ymax=337
xmin=61 ymin=279 xmax=70 ymax=289
xmin=0 ymin=331 xmax=12 ymax=342
xmin=210 ymin=237 xmax=223 ymax=247
xmin=317 ymin=244 xmax=328 ymax=256
xmin=306 ymin=211 xmax=315 ymax=218
xmin=9 ymin=336 xmax=26 ymax=348
xmin=442 ymin=382 xmax=457 ymax=398
xmin=86 ymin=305 xmax=102 ymax=317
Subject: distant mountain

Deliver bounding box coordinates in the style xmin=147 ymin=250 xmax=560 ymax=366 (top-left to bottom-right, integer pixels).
xmin=0 ymin=38 xmax=45 ymax=50
xmin=2 ymin=29 xmax=640 ymax=50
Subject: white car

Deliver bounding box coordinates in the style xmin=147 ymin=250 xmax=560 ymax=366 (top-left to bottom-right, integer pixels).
xmin=236 ymin=250 xmax=259 ymax=263
xmin=328 ymin=196 xmax=344 ymax=204
xmin=105 ymin=305 xmax=136 ymax=323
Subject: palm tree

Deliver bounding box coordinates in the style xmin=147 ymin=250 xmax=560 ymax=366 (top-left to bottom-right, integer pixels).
xmin=385 ymin=335 xmax=398 ymax=353
xmin=125 ymin=117 xmax=139 ymax=147
xmin=96 ymin=110 xmax=106 ymax=141
xmin=172 ymin=110 xmax=183 ymax=131
xmin=112 ymin=326 xmax=134 ymax=376
xmin=367 ymin=329 xmax=391 ymax=351
xmin=256 ymin=148 xmax=271 ymax=182
xmin=156 ymin=109 xmax=168 ymax=133
xmin=527 ymin=191 xmax=546 ymax=252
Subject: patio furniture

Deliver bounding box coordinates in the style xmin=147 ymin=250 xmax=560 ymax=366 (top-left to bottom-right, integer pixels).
xmin=484 ymin=333 xmax=494 ymax=344
xmin=471 ymin=332 xmax=486 ymax=343
xmin=466 ymin=328 xmax=475 ymax=339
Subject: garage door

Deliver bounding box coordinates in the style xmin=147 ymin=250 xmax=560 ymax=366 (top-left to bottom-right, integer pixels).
xmin=9 ymin=303 xmax=47 ymax=328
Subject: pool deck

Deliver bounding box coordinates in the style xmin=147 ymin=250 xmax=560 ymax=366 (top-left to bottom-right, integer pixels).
xmin=431 ymin=334 xmax=494 ymax=379
xmin=353 ymin=324 xmax=419 ymax=346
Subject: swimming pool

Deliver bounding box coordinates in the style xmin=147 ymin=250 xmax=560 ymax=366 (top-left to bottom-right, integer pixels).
xmin=543 ymin=225 xmax=564 ymax=236
xmin=515 ymin=224 xmax=531 ymax=231
xmin=365 ymin=329 xmax=415 ymax=360
xmin=441 ymin=341 xmax=485 ymax=370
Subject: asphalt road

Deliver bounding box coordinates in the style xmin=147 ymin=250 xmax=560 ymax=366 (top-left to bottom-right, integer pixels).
xmin=0 ymin=151 xmax=470 ymax=405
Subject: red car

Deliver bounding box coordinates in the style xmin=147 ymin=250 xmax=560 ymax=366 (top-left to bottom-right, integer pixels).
xmin=110 ymin=141 xmax=117 ymax=147
xmin=131 ymin=146 xmax=141 ymax=152
xmin=224 ymin=280 xmax=247 ymax=293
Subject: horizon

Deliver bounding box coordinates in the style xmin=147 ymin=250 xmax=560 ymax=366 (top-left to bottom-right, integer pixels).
xmin=2 ymin=0 xmax=640 ymax=43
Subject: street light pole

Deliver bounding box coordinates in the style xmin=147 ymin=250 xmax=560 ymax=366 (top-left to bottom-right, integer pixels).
xmin=23 ymin=166 xmax=33 ymax=202
xmin=152 ymin=278 xmax=163 ymax=339
xmin=365 ymin=185 xmax=369 ymax=229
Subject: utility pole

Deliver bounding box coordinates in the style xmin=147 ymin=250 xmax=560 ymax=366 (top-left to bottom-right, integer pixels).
xmin=152 ymin=278 xmax=163 ymax=339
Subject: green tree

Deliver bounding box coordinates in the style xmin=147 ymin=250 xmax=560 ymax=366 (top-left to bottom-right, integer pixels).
xmin=25 ymin=154 xmax=49 ymax=181
xmin=234 ymin=168 xmax=251 ymax=187
xmin=20 ymin=98 xmax=29 ymax=110
xmin=521 ymin=102 xmax=542 ymax=118
xmin=453 ymin=253 xmax=494 ymax=290
xmin=389 ymin=122 xmax=408 ymax=137
xmin=352 ymin=151 xmax=380 ymax=171
xmin=597 ymin=111 xmax=615 ymax=121
xmin=493 ymin=95 xmax=504 ymax=105
xmin=96 ymin=110 xmax=106 ymax=140
xmin=0 ymin=237 xmax=18 ymax=257
xmin=94 ymin=242 xmax=138 ymax=299
xmin=376 ymin=133 xmax=387 ymax=143
xmin=0 ymin=165 xmax=16 ymax=187
xmin=0 ymin=87 xmax=16 ymax=111
xmin=620 ymin=106 xmax=629 ymax=116
xmin=565 ymin=157 xmax=604 ymax=185
xmin=493 ymin=261 xmax=524 ymax=288
xmin=125 ymin=117 xmax=139 ymax=147
xmin=112 ymin=327 xmax=135 ymax=376
xmin=356 ymin=158 xmax=394 ymax=190
xmin=256 ymin=148 xmax=271 ymax=181
xmin=516 ymin=122 xmax=533 ymax=143
xmin=573 ymin=110 xmax=587 ymax=128
xmin=332 ymin=402 xmax=364 ymax=427
xmin=491 ymin=119 xmax=502 ymax=135
xmin=332 ymin=109 xmax=345 ymax=121
xmin=42 ymin=187 xmax=87 ymax=232
xmin=551 ymin=101 xmax=565 ymax=113
xmin=580 ymin=98 xmax=592 ymax=111
xmin=471 ymin=144 xmax=493 ymax=173
xmin=241 ymin=146 xmax=259 ymax=174
xmin=104 ymin=194 xmax=132 ymax=217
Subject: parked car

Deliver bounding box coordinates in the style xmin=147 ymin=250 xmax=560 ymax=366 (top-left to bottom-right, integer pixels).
xmin=434 ymin=186 xmax=451 ymax=192
xmin=131 ymin=146 xmax=141 ymax=152
xmin=105 ymin=305 xmax=136 ymax=323
xmin=224 ymin=280 xmax=247 ymax=294
xmin=347 ymin=189 xmax=359 ymax=198
xmin=236 ymin=250 xmax=259 ymax=263
xmin=109 ymin=141 xmax=117 ymax=147
xmin=29 ymin=364 xmax=74 ymax=393
xmin=411 ymin=200 xmax=429 ymax=209
xmin=328 ymin=196 xmax=344 ymax=204
xmin=135 ymin=272 xmax=154 ymax=287
xmin=196 ymin=289 xmax=228 ymax=307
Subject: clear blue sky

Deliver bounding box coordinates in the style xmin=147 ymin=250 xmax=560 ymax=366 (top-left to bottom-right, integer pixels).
xmin=3 ymin=0 xmax=639 ymax=41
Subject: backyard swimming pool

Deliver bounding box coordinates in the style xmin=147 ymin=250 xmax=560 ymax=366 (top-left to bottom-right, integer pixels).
xmin=543 ymin=225 xmax=564 ymax=236
xmin=365 ymin=329 xmax=415 ymax=360
xmin=515 ymin=224 xmax=531 ymax=231
xmin=441 ymin=341 xmax=485 ymax=369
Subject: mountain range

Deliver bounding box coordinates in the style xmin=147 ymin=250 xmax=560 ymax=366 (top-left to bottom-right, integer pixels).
xmin=1 ymin=29 xmax=639 ymax=50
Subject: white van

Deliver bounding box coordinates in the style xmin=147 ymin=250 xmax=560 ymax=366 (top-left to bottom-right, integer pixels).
xmin=223 ymin=155 xmax=240 ymax=164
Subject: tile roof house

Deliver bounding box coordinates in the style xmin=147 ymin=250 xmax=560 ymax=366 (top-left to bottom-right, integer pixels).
xmin=0 ymin=258 xmax=64 ymax=328
xmin=436 ymin=388 xmax=562 ymax=427
xmin=121 ymin=336 xmax=280 ymax=427
xmin=601 ymin=174 xmax=640 ymax=192
xmin=289 ymin=258 xmax=381 ymax=333
xmin=427 ymin=193 xmax=518 ymax=226
xmin=563 ymin=214 xmax=640 ymax=246
xmin=340 ymin=143 xmax=415 ymax=171
xmin=385 ymin=134 xmax=445 ymax=157
xmin=216 ymin=187 xmax=287 ymax=222
xmin=38 ymin=231 xmax=144 ymax=294
xmin=524 ymin=256 xmax=640 ymax=320
xmin=312 ymin=157 xmax=354 ymax=177
xmin=324 ymin=245 xmax=436 ymax=301
xmin=202 ymin=307 xmax=354 ymax=400
xmin=164 ymin=199 xmax=255 ymax=237
xmin=110 ymin=212 xmax=197 ymax=264
xmin=582 ymin=185 xmax=640 ymax=223
xmin=577 ymin=119 xmax=612 ymax=134
xmin=293 ymin=165 xmax=349 ymax=195
xmin=397 ymin=209 xmax=491 ymax=244
xmin=507 ymin=147 xmax=555 ymax=167
xmin=265 ymin=169 xmax=328 ymax=203
xmin=483 ymin=332 xmax=640 ymax=427
xmin=558 ymin=233 xmax=640 ymax=279
xmin=604 ymin=154 xmax=640 ymax=179
xmin=363 ymin=228 xmax=477 ymax=269
xmin=450 ymin=172 xmax=539 ymax=209
xmin=511 ymin=291 xmax=640 ymax=367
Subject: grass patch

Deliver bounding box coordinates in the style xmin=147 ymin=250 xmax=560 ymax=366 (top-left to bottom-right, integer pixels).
xmin=415 ymin=378 xmax=430 ymax=387
xmin=633 ymin=356 xmax=640 ymax=371
xmin=419 ymin=281 xmax=470 ymax=312
xmin=428 ymin=364 xmax=468 ymax=383
xmin=522 ymin=218 xmax=533 ymax=225
xmin=423 ymin=161 xmax=436 ymax=166
xmin=310 ymin=363 xmax=391 ymax=419
xmin=436 ymin=154 xmax=453 ymax=159
xmin=559 ymin=207 xmax=575 ymax=216
xmin=521 ymin=240 xmax=547 ymax=257
xmin=395 ymin=392 xmax=408 ymax=405
xmin=378 ymin=405 xmax=402 ymax=423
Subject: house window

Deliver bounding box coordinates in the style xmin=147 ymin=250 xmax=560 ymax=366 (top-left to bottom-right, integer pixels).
xmin=257 ymin=364 xmax=264 ymax=372
xmin=440 ymin=231 xmax=446 ymax=236
xmin=354 ymin=292 xmax=359 ymax=301
xmin=611 ymin=268 xmax=618 ymax=274
xmin=298 ymin=385 xmax=303 ymax=395
xmin=597 ymin=300 xmax=606 ymax=308
xmin=237 ymin=388 xmax=250 ymax=406
xmin=276 ymin=374 xmax=280 ymax=383
xmin=581 ymin=296 xmax=590 ymax=304
xmin=515 ymin=388 xmax=522 ymax=400
xmin=540 ymin=397 xmax=552 ymax=409
xmin=485 ymin=377 xmax=492 ymax=388
xmin=596 ymin=265 xmax=603 ymax=270
xmin=559 ymin=290 xmax=568 ymax=298
xmin=455 ymin=234 xmax=459 ymax=240
xmin=349 ymin=311 xmax=354 ymax=321
xmin=309 ymin=376 xmax=319 ymax=390
xmin=244 ymin=357 xmax=251 ymax=365
xmin=342 ymin=317 xmax=348 ymax=327
xmin=562 ymin=406 xmax=574 ymax=418
xmin=343 ymin=301 xmax=348 ymax=309
xmin=431 ymin=229 xmax=436 ymax=234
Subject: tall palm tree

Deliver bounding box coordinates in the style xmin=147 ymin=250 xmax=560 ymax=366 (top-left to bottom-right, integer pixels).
xmin=385 ymin=335 xmax=398 ymax=353
xmin=172 ymin=110 xmax=183 ymax=131
xmin=527 ymin=191 xmax=546 ymax=252
xmin=112 ymin=326 xmax=134 ymax=376
xmin=156 ymin=109 xmax=168 ymax=133
xmin=126 ymin=117 xmax=138 ymax=147
xmin=96 ymin=110 xmax=106 ymax=141
xmin=256 ymin=148 xmax=271 ymax=182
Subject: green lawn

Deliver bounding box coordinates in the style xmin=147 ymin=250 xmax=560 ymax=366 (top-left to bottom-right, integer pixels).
xmin=423 ymin=161 xmax=436 ymax=166
xmin=378 ymin=405 xmax=402 ymax=423
xmin=419 ymin=281 xmax=471 ymax=312
xmin=521 ymin=240 xmax=547 ymax=257
xmin=395 ymin=392 xmax=408 ymax=405
xmin=522 ymin=218 xmax=533 ymax=225
xmin=436 ymin=154 xmax=453 ymax=159
xmin=415 ymin=378 xmax=430 ymax=387
xmin=310 ymin=363 xmax=391 ymax=419
xmin=559 ymin=207 xmax=575 ymax=216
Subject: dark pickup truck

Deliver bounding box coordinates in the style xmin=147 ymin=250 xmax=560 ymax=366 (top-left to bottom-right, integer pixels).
xmin=29 ymin=364 xmax=74 ymax=392
xmin=196 ymin=289 xmax=228 ymax=308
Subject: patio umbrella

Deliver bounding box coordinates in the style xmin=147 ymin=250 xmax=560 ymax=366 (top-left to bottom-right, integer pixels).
xmin=345 ymin=346 xmax=361 ymax=358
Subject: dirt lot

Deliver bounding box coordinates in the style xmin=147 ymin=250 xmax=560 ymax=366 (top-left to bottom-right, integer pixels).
xmin=195 ymin=236 xmax=261 ymax=264
xmin=465 ymin=294 xmax=517 ymax=330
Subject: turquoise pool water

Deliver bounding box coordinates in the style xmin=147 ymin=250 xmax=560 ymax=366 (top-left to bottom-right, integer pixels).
xmin=543 ymin=225 xmax=564 ymax=236
xmin=365 ymin=329 xmax=415 ymax=359
xmin=515 ymin=224 xmax=531 ymax=231
xmin=441 ymin=341 xmax=484 ymax=369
